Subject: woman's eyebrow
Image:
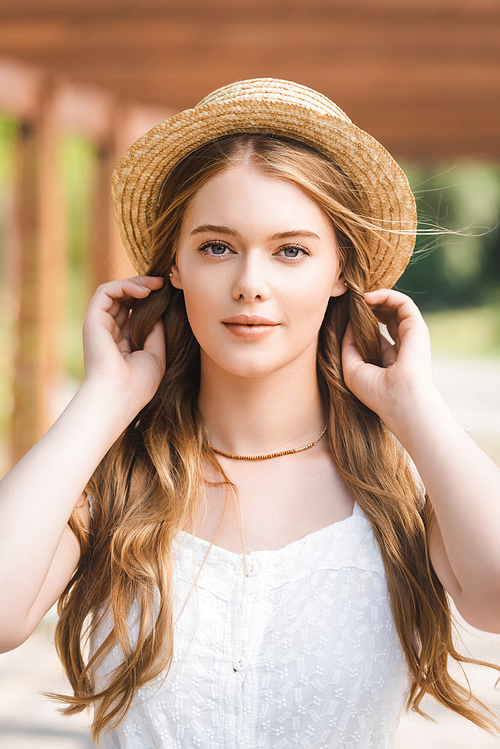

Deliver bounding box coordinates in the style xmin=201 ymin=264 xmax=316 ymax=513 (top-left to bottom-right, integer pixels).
xmin=270 ymin=230 xmax=320 ymax=240
xmin=190 ymin=224 xmax=240 ymax=237
xmin=190 ymin=225 xmax=321 ymax=240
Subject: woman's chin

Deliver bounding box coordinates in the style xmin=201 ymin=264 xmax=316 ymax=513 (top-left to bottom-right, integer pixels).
xmin=200 ymin=351 xmax=295 ymax=381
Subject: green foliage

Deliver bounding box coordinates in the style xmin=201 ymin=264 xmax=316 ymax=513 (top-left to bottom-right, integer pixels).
xmin=60 ymin=134 xmax=98 ymax=380
xmin=0 ymin=116 xmax=19 ymax=467
xmin=0 ymin=114 xmax=18 ymax=278
xmin=398 ymin=162 xmax=500 ymax=311
xmin=0 ymin=116 xmax=97 ymax=409
xmin=424 ymin=303 xmax=500 ymax=358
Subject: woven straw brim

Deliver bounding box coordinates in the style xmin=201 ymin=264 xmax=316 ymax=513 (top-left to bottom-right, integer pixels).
xmin=112 ymin=80 xmax=417 ymax=290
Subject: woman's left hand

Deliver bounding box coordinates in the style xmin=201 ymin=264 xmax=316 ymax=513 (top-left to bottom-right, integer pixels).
xmin=343 ymin=290 xmax=500 ymax=633
xmin=341 ymin=289 xmax=434 ymax=428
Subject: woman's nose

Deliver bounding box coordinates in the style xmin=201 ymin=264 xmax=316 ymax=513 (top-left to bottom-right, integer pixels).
xmin=231 ymin=254 xmax=271 ymax=301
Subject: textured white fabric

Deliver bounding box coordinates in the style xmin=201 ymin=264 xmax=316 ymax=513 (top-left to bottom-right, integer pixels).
xmin=92 ymin=501 xmax=411 ymax=748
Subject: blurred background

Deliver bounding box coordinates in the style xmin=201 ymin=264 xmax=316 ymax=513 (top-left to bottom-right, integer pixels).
xmin=0 ymin=0 xmax=499 ymax=746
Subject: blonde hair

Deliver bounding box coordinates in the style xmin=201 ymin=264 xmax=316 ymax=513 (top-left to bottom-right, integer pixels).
xmin=53 ymin=134 xmax=499 ymax=742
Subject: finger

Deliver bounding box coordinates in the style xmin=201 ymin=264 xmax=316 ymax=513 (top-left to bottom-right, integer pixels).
xmin=107 ymin=297 xmax=134 ymax=317
xmin=385 ymin=317 xmax=400 ymax=346
xmin=95 ymin=276 xmax=165 ymax=311
xmin=115 ymin=315 xmax=132 ymax=351
xmin=341 ymin=321 xmax=384 ymax=407
xmin=126 ymin=275 xmax=165 ymax=290
xmin=366 ymin=289 xmax=428 ymax=349
xmin=366 ymin=289 xmax=432 ymax=372
xmin=380 ymin=335 xmax=397 ymax=367
xmin=143 ymin=318 xmax=166 ymax=368
xmin=341 ymin=320 xmax=365 ymax=374
xmin=114 ymin=305 xmax=131 ymax=330
xmin=364 ymin=288 xmax=421 ymax=327
xmin=86 ymin=277 xmax=164 ymax=338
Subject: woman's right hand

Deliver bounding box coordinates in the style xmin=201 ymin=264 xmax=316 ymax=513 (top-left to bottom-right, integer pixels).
xmin=0 ymin=274 xmax=167 ymax=651
xmin=82 ymin=276 xmax=166 ymax=416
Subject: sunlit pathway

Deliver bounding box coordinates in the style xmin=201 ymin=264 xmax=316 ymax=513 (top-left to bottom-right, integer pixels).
xmin=396 ymin=607 xmax=500 ymax=748
xmin=431 ymin=354 xmax=500 ymax=462
xmin=0 ymin=613 xmax=91 ymax=748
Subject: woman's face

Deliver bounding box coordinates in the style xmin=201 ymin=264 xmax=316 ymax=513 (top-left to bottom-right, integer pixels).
xmin=171 ymin=164 xmax=346 ymax=380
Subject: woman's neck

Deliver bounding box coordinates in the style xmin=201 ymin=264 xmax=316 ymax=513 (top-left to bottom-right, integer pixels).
xmin=198 ymin=353 xmax=325 ymax=456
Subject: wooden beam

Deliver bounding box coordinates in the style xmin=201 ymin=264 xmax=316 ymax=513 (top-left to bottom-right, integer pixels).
xmin=88 ymin=98 xmax=173 ymax=293
xmin=1 ymin=1 xmax=499 ymax=158
xmin=10 ymin=77 xmax=68 ymax=463
xmin=7 ymin=76 xmax=171 ymax=467
xmin=89 ymin=118 xmax=134 ymax=289
xmin=0 ymin=0 xmax=499 ymax=14
xmin=0 ymin=16 xmax=498 ymax=65
xmin=0 ymin=59 xmax=44 ymax=121
xmin=10 ymin=117 xmax=39 ymax=464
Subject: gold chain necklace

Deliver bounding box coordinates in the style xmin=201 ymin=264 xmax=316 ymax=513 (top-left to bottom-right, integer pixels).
xmin=210 ymin=425 xmax=328 ymax=461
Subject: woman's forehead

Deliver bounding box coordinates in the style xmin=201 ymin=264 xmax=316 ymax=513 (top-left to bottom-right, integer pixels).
xmin=182 ymin=164 xmax=334 ymax=238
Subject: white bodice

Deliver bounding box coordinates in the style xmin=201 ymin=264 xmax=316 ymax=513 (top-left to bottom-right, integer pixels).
xmin=92 ymin=501 xmax=410 ymax=748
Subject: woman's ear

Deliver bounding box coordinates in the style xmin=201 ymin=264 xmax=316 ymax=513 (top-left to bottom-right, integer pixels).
xmin=330 ymin=274 xmax=348 ymax=298
xmin=169 ymin=264 xmax=183 ymax=289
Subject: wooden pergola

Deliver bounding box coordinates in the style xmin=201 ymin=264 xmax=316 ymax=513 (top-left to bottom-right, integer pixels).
xmin=1 ymin=0 xmax=499 ymax=466
xmin=2 ymin=0 xmax=500 ymax=158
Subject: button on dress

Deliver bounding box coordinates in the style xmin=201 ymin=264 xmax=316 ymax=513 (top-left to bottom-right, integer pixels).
xmin=92 ymin=501 xmax=411 ymax=748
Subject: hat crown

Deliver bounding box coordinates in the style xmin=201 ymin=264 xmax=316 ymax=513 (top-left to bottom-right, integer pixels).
xmin=197 ymin=78 xmax=352 ymax=124
xmin=113 ymin=78 xmax=416 ymax=289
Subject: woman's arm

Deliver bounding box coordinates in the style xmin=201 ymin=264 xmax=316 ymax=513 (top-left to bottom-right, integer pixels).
xmin=3 ymin=499 xmax=90 ymax=652
xmin=0 ymin=276 xmax=165 ymax=652
xmin=342 ymin=289 xmax=500 ymax=633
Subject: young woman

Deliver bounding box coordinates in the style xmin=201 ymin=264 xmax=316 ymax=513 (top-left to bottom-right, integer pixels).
xmin=1 ymin=79 xmax=500 ymax=748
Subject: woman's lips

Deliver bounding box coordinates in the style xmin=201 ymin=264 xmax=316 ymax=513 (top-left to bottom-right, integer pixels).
xmin=222 ymin=315 xmax=279 ymax=340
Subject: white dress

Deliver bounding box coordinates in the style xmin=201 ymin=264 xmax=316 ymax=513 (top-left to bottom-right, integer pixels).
xmin=92 ymin=501 xmax=411 ymax=748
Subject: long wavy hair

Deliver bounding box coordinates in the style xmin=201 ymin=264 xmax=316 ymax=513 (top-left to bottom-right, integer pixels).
xmin=53 ymin=133 xmax=499 ymax=743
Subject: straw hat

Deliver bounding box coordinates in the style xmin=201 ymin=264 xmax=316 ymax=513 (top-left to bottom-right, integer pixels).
xmin=112 ymin=78 xmax=417 ymax=290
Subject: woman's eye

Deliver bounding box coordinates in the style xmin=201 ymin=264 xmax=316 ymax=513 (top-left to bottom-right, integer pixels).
xmin=199 ymin=242 xmax=230 ymax=256
xmin=279 ymin=245 xmax=309 ymax=259
xmin=210 ymin=243 xmax=228 ymax=255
